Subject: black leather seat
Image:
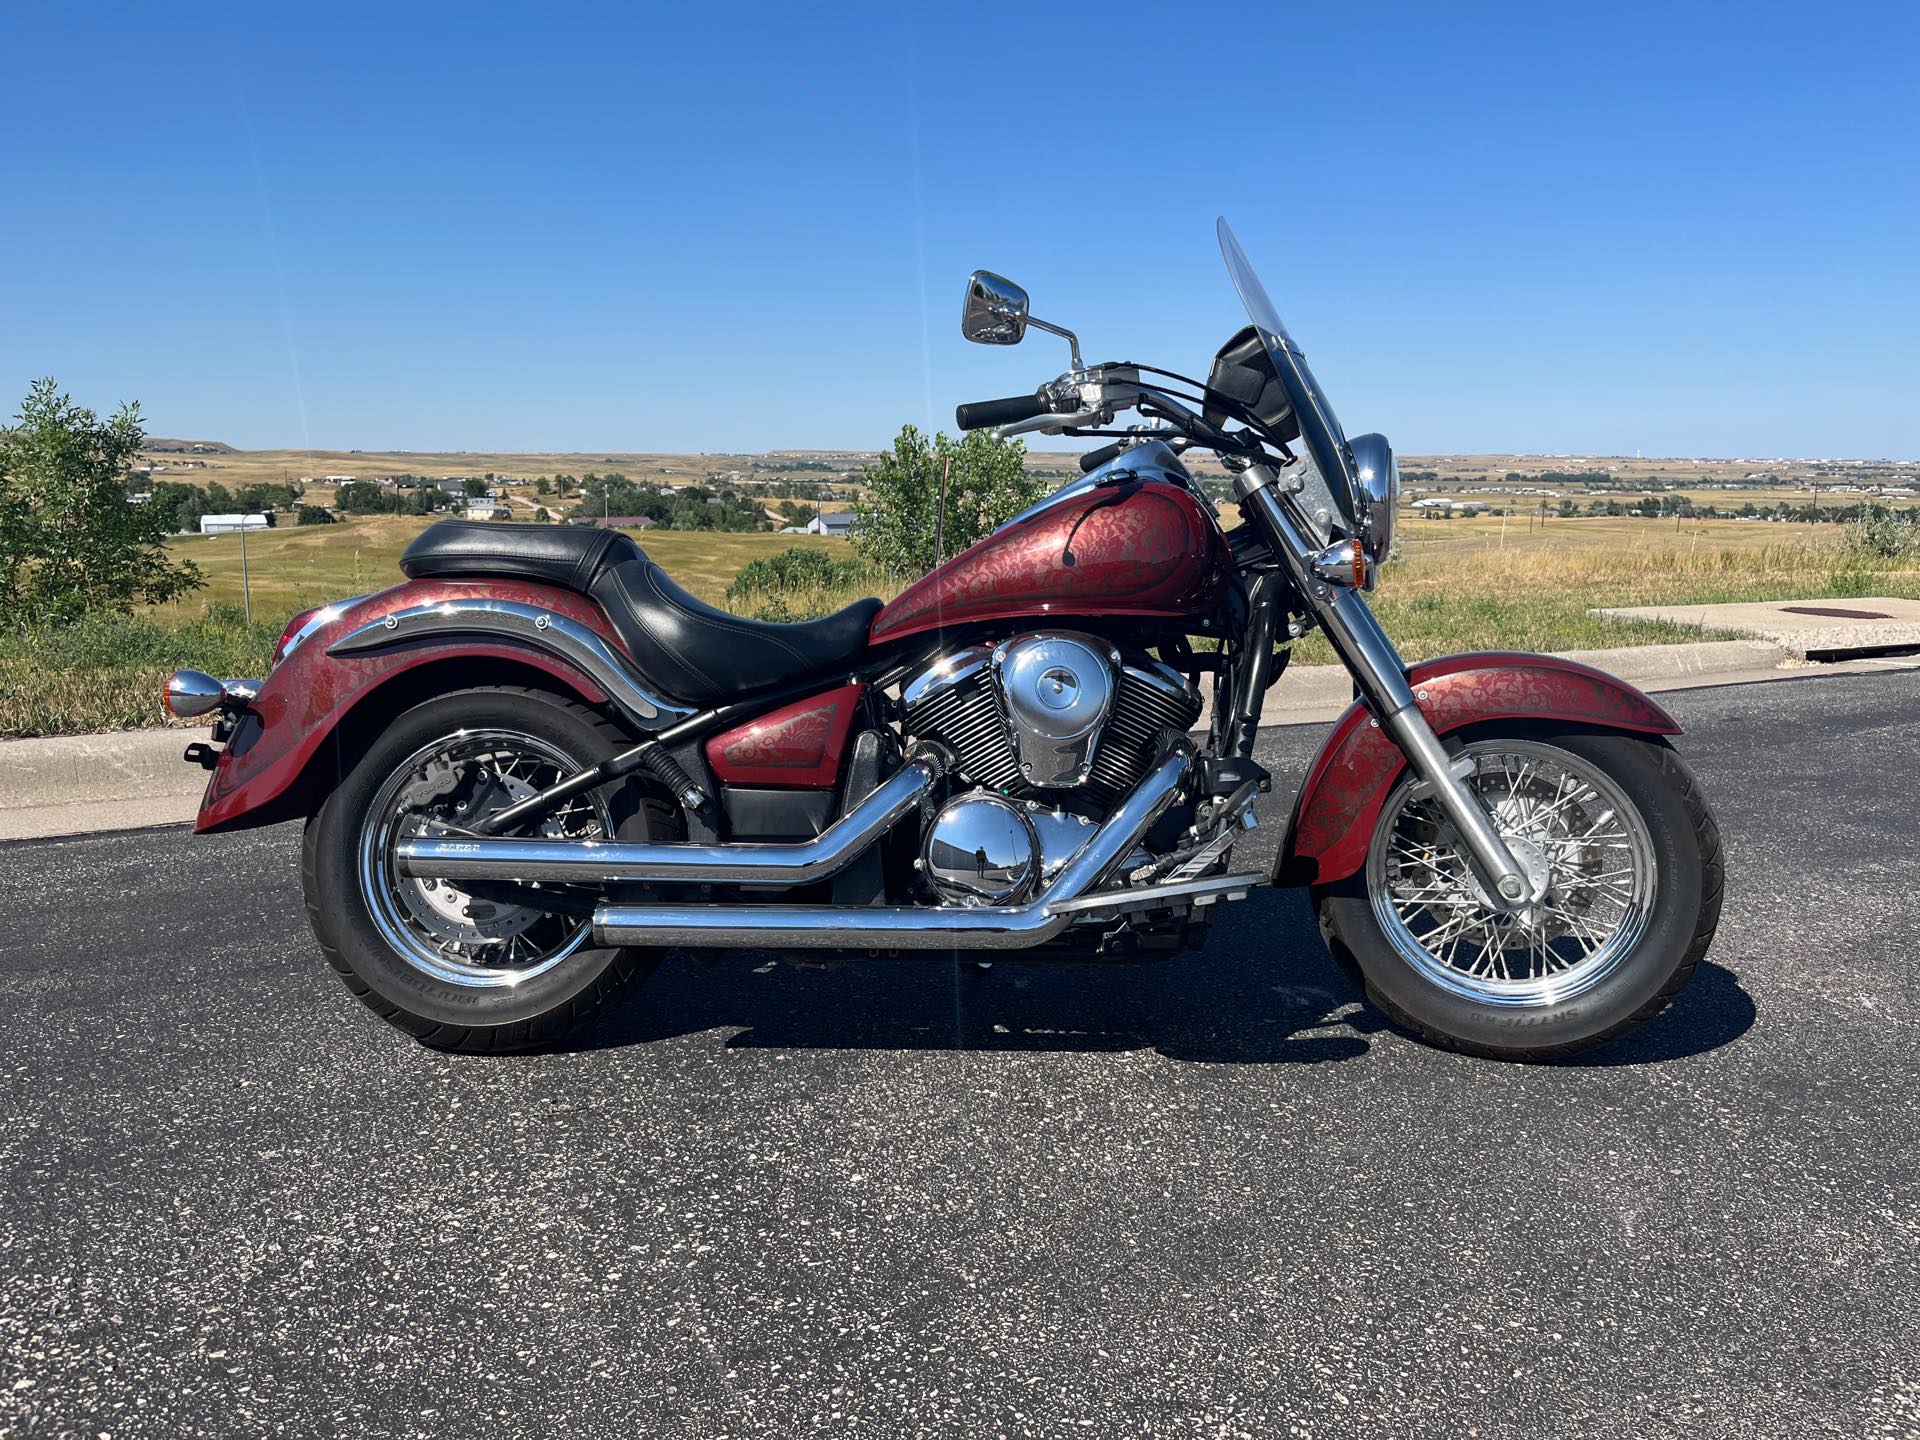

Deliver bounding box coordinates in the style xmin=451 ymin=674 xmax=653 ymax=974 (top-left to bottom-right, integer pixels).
xmin=400 ymin=520 xmax=882 ymax=706
xmin=400 ymin=519 xmax=637 ymax=592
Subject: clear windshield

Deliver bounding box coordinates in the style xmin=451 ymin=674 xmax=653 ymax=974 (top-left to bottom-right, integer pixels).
xmin=1217 ymin=218 xmax=1356 ymax=524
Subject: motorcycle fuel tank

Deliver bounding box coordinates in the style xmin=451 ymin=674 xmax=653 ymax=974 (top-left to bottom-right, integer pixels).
xmin=868 ymin=476 xmax=1229 ymax=645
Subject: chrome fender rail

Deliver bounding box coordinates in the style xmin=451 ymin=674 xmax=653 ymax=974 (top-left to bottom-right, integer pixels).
xmin=327 ymin=597 xmax=695 ymax=728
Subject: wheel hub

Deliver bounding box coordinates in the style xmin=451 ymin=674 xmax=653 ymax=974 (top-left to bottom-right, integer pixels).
xmin=357 ymin=729 xmax=610 ymax=988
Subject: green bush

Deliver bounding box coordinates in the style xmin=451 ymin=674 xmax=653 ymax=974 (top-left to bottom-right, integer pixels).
xmin=1845 ymin=506 xmax=1920 ymax=561
xmin=725 ymin=546 xmax=870 ymax=603
xmin=0 ymin=608 xmax=288 ymax=737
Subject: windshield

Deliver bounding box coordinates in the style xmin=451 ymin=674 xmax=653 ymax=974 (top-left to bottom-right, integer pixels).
xmin=1217 ymin=218 xmax=1356 ymax=523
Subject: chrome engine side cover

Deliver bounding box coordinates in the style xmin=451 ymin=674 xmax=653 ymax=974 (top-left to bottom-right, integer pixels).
xmin=992 ymin=632 xmax=1117 ymax=787
xmin=921 ymin=792 xmax=1040 ymax=906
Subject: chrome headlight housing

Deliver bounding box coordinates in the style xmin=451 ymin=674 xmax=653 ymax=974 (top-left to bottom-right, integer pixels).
xmin=1349 ymin=432 xmax=1399 ymax=568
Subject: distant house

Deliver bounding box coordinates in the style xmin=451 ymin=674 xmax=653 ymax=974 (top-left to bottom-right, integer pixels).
xmin=805 ymin=511 xmax=855 ymax=537
xmin=200 ymin=513 xmax=271 ymax=534
xmin=463 ymin=504 xmax=512 ymax=521
xmin=438 ymin=478 xmax=470 ymax=495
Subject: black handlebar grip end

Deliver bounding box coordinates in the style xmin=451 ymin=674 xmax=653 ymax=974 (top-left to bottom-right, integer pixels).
xmin=955 ymin=392 xmax=1048 ymax=431
xmin=1079 ymin=438 xmax=1129 ymax=472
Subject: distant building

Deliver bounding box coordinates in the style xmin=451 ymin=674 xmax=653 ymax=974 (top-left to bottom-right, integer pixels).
xmin=463 ymin=504 xmax=512 ymax=521
xmin=805 ymin=511 xmax=855 ymax=537
xmin=200 ymin=513 xmax=271 ymax=534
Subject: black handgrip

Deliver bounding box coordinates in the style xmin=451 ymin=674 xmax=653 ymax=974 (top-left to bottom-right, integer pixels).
xmin=955 ymin=392 xmax=1048 ymax=431
xmin=1078 ymin=438 xmax=1130 ymax=472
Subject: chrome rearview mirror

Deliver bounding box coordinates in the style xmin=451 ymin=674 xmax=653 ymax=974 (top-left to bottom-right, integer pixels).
xmin=962 ymin=271 xmax=1029 ymax=345
xmin=962 ymin=269 xmax=1083 ymax=369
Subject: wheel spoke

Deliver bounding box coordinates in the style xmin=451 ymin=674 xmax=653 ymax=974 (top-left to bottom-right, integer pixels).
xmin=1368 ymin=738 xmax=1656 ymax=1008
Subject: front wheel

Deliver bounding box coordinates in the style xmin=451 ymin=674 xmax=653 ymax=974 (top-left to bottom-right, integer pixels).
xmin=1313 ymin=725 xmax=1723 ymax=1061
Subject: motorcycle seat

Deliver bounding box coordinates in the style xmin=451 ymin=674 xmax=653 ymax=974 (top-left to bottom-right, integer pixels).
xmin=400 ymin=520 xmax=881 ymax=706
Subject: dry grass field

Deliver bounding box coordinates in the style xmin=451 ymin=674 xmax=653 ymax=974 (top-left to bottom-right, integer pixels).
xmin=9 ymin=456 xmax=1915 ymax=738
xmin=152 ymin=516 xmax=854 ymax=620
xmin=152 ymin=504 xmax=1920 ymax=664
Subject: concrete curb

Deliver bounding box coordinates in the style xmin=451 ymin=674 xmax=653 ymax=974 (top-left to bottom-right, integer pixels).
xmin=1225 ymin=638 xmax=1792 ymax=727
xmin=0 ymin=728 xmax=209 ymax=841
xmin=0 ymin=637 xmax=1842 ymax=844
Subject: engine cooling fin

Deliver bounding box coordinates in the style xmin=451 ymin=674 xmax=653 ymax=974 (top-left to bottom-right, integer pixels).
xmin=902 ymin=642 xmax=1201 ymax=806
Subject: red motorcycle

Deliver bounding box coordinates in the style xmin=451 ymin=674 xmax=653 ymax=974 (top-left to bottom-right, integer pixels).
xmin=167 ymin=220 xmax=1722 ymax=1060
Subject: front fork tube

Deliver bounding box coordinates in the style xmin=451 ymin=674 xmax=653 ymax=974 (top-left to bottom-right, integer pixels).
xmin=1238 ymin=473 xmax=1533 ymax=908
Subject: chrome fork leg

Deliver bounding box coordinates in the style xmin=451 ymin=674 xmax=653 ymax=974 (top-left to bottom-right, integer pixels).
xmin=1240 ymin=477 xmax=1531 ymax=908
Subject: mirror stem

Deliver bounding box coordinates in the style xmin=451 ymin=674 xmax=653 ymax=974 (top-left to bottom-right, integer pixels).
xmin=1027 ymin=315 xmax=1082 ymax=370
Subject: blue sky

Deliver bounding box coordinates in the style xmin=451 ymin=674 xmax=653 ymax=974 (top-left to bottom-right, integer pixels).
xmin=2 ymin=2 xmax=1915 ymax=458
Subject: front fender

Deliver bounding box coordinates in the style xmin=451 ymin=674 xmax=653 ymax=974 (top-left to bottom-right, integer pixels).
xmin=1277 ymin=652 xmax=1681 ymax=887
xmin=195 ymin=579 xmax=628 ymax=833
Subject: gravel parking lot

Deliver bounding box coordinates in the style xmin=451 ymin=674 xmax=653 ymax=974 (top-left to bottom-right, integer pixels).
xmin=2 ymin=670 xmax=1916 ymax=1439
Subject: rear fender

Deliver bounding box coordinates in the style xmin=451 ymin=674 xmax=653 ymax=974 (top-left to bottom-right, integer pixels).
xmin=195 ymin=578 xmax=649 ymax=833
xmin=1276 ymin=652 xmax=1681 ymax=887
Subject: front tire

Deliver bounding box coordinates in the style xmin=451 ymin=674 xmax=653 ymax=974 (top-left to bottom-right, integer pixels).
xmin=1314 ymin=724 xmax=1723 ymax=1061
xmin=303 ymin=686 xmax=676 ymax=1053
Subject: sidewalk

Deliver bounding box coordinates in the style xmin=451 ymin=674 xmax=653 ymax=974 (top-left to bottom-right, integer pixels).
xmin=5 ymin=639 xmax=1910 ymax=843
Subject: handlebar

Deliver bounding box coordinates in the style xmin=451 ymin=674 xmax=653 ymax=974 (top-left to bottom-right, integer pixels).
xmin=955 ymin=393 xmax=1049 ymax=431
xmin=1078 ymin=438 xmax=1131 ymax=472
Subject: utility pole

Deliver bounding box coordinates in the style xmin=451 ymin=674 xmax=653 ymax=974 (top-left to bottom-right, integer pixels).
xmin=935 ymin=454 xmax=950 ymax=565
xmin=239 ymin=518 xmax=253 ymax=625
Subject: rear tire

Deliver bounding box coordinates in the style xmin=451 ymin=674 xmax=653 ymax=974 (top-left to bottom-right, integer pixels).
xmin=1313 ymin=725 xmax=1723 ymax=1062
xmin=303 ymin=686 xmax=677 ymax=1053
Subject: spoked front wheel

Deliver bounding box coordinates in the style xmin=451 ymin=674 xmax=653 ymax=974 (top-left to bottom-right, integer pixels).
xmin=1314 ymin=724 xmax=1723 ymax=1061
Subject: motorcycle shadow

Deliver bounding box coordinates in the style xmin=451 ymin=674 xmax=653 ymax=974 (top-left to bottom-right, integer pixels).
xmin=568 ymin=889 xmax=1755 ymax=1067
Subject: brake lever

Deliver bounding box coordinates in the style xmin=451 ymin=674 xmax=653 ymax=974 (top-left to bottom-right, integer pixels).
xmin=994 ymin=406 xmax=1105 ymax=441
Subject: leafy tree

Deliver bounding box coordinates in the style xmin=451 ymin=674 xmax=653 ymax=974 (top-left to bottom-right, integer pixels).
xmin=235 ymin=481 xmax=301 ymax=512
xmin=296 ymin=505 xmax=336 ymax=526
xmin=463 ymin=477 xmax=488 ymax=497
xmin=148 ymin=480 xmax=209 ymax=534
xmin=335 ymin=481 xmax=386 ymax=513
xmin=851 ymin=425 xmax=1040 ymax=576
xmin=0 ymin=379 xmax=201 ymax=619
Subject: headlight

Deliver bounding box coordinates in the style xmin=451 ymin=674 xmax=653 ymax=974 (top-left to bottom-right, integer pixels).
xmin=1349 ymin=433 xmax=1398 ymax=568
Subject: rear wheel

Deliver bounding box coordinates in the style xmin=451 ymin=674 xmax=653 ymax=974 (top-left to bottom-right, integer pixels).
xmin=303 ymin=686 xmax=676 ymax=1052
xmin=1313 ymin=725 xmax=1722 ymax=1061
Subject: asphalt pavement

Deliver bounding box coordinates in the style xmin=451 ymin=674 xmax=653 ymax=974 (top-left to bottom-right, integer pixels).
xmin=2 ymin=670 xmax=1916 ymax=1439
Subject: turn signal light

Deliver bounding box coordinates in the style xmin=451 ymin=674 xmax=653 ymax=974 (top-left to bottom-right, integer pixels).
xmin=164 ymin=670 xmax=261 ymax=719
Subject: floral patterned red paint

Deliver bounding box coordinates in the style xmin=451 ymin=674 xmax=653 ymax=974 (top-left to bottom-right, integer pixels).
xmin=194 ymin=577 xmax=627 ymax=833
xmin=868 ymin=481 xmax=1229 ymax=644
xmin=1278 ymin=653 xmax=1682 ymax=886
xmin=705 ymin=682 xmax=865 ymax=788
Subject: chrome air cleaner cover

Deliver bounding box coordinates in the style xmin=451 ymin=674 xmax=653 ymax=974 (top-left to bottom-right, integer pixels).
xmin=992 ymin=632 xmax=1117 ymax=787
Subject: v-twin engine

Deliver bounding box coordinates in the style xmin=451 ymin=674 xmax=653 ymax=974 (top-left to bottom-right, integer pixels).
xmin=900 ymin=631 xmax=1202 ymax=808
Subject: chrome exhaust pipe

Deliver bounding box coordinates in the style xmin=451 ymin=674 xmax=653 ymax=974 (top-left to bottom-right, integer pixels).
xmin=396 ymin=750 xmax=943 ymax=887
xmin=591 ymin=747 xmax=1192 ymax=951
